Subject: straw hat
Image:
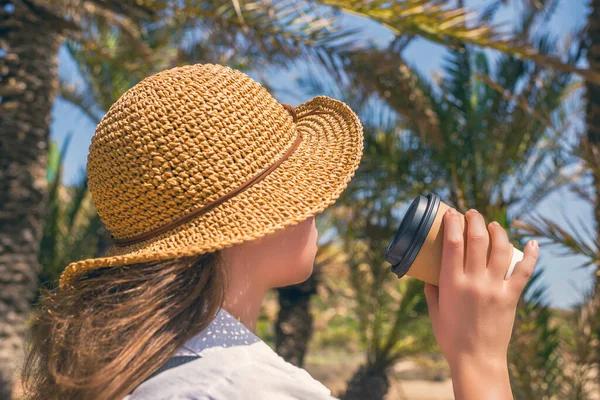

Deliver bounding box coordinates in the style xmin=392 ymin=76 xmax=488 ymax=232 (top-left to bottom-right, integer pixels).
xmin=59 ymin=63 xmax=364 ymax=289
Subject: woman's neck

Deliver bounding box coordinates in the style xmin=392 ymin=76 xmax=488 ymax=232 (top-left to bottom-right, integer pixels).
xmin=221 ymin=274 xmax=267 ymax=333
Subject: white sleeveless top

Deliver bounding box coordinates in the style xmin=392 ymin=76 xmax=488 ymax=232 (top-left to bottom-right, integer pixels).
xmin=125 ymin=308 xmax=338 ymax=399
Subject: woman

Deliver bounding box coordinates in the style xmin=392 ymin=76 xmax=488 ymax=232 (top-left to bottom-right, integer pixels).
xmin=22 ymin=63 xmax=538 ymax=399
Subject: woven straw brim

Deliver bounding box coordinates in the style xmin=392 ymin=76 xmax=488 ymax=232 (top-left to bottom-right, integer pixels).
xmin=59 ymin=95 xmax=363 ymax=288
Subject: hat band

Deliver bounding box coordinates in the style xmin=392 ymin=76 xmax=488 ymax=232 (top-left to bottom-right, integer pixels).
xmin=110 ymin=105 xmax=331 ymax=247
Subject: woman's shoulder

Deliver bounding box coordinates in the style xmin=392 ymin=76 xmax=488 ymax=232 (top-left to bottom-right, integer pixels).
xmin=127 ymin=342 xmax=337 ymax=400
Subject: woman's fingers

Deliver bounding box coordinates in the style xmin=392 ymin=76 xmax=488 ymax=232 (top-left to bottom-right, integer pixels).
xmin=424 ymin=282 xmax=440 ymax=326
xmin=507 ymin=240 xmax=539 ymax=295
xmin=487 ymin=221 xmax=512 ymax=281
xmin=464 ymin=209 xmax=489 ymax=276
xmin=441 ymin=208 xmax=465 ymax=283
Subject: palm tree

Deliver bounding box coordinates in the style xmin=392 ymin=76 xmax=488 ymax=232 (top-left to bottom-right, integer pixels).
xmin=560 ymin=287 xmax=600 ymax=398
xmin=324 ymin=0 xmax=599 ymax=84
xmin=0 ymin=1 xmax=590 ymax=395
xmin=587 ymin=1 xmax=600 ymax=278
xmin=332 ymin=3 xmax=582 ymax=395
xmin=350 ymin=1 xmax=582 ymax=212
xmin=275 ymin=213 xmax=345 ymax=367
xmin=509 ymin=271 xmax=566 ymax=399
xmin=288 ymin=6 xmax=583 ymax=390
xmin=297 ymin=84 xmax=441 ymax=397
xmin=510 ymin=1 xmax=600 ymax=388
xmin=43 ymin=0 xmax=539 ymax=371
xmin=415 ymin=46 xmax=582 ymax=399
xmin=0 ymin=2 xmax=356 ymax=394
xmin=0 ymin=3 xmax=154 ymax=396
xmin=37 ymin=138 xmax=103 ymax=296
xmin=584 ymin=1 xmax=600 ymax=390
xmin=336 ymin=201 xmax=437 ymax=400
xmin=511 ymin=176 xmax=600 ymax=396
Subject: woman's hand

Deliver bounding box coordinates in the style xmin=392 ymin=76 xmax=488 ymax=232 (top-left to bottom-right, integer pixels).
xmin=424 ymin=208 xmax=539 ymax=400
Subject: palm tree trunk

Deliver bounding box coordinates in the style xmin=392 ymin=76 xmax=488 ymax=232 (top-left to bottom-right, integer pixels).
xmin=275 ymin=273 xmax=318 ymax=367
xmin=341 ymin=364 xmax=391 ymax=400
xmin=0 ymin=1 xmax=62 ymax=397
xmin=586 ymin=0 xmax=600 ymax=392
xmin=588 ymin=1 xmax=600 ymax=272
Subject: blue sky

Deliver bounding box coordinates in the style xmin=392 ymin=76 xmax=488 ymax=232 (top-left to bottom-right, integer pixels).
xmin=51 ymin=0 xmax=594 ymax=309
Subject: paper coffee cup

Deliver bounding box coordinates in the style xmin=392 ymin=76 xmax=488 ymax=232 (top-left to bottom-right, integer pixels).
xmin=384 ymin=193 xmax=524 ymax=286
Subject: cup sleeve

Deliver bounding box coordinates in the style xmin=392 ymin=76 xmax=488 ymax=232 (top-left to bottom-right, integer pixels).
xmin=504 ymin=248 xmax=524 ymax=280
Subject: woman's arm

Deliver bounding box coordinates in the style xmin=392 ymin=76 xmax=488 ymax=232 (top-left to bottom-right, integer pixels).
xmin=424 ymin=208 xmax=539 ymax=400
xmin=449 ymin=355 xmax=512 ymax=400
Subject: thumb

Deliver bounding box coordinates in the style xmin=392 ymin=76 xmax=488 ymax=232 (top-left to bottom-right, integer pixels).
xmin=424 ymin=282 xmax=440 ymax=325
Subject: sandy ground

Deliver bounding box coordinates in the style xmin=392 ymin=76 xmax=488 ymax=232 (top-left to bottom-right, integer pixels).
xmin=304 ymin=351 xmax=454 ymax=400
xmin=305 ymin=351 xmax=600 ymax=400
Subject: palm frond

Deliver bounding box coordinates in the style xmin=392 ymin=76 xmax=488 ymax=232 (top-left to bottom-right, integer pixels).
xmin=77 ymin=0 xmax=154 ymax=57
xmin=560 ymin=288 xmax=600 ymax=398
xmin=579 ymin=135 xmax=600 ymax=184
xmin=38 ymin=140 xmax=67 ymax=292
xmin=36 ymin=137 xmax=102 ymax=295
xmin=441 ymin=47 xmax=471 ymax=118
xmin=320 ymin=0 xmax=599 ymax=84
xmin=380 ymin=278 xmax=431 ymax=357
xmin=512 ymin=213 xmax=599 ymax=266
xmin=426 ymin=32 xmax=579 ymax=214
xmin=570 ymin=178 xmax=596 ymax=205
xmin=480 ymin=0 xmax=556 ymax=25
xmin=38 ymin=135 xmax=73 ymax=292
xmin=65 ymin=174 xmax=90 ymax=231
xmin=509 ymin=269 xmax=565 ymax=398
xmin=344 ymin=48 xmax=443 ymax=147
xmin=336 ymin=194 xmax=436 ymax=369
xmin=62 ymin=17 xmax=174 ymax=119
xmin=175 ymin=0 xmax=359 ymax=72
xmin=38 ymin=0 xmax=157 ymax=65
xmin=58 ymin=80 xmax=103 ymax=124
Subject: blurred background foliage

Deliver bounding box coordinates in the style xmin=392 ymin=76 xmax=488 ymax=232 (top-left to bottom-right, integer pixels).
xmin=2 ymin=0 xmax=600 ymax=399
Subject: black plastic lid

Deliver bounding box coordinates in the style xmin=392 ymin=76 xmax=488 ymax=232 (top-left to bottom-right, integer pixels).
xmin=384 ymin=193 xmax=441 ymax=278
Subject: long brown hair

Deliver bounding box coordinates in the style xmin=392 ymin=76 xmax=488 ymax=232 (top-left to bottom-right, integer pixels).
xmin=21 ymin=251 xmax=227 ymax=400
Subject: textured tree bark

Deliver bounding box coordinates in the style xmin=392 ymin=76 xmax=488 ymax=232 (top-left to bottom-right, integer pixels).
xmin=341 ymin=364 xmax=391 ymax=400
xmin=0 ymin=1 xmax=62 ymax=397
xmin=275 ymin=273 xmax=317 ymax=368
xmin=588 ymin=2 xmax=600 ymax=266
xmin=587 ymin=0 xmax=600 ymax=391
